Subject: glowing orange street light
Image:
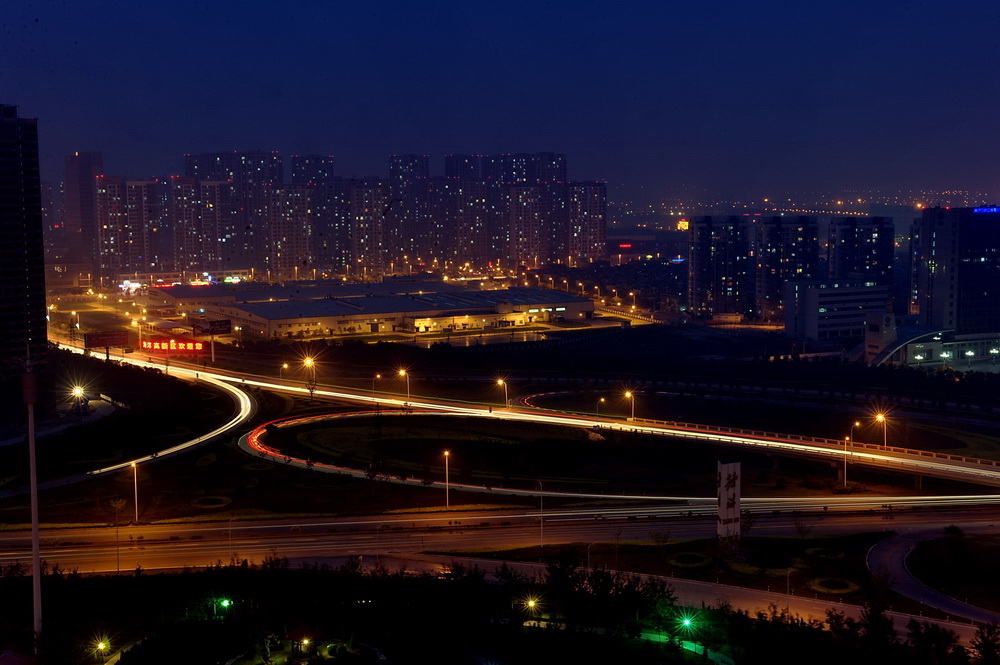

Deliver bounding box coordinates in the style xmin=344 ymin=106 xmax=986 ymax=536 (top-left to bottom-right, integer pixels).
xmin=444 ymin=450 xmax=450 ymax=507
xmin=874 ymin=413 xmax=887 ymax=449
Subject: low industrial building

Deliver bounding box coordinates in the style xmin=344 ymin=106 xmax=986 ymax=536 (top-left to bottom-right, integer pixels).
xmin=138 ymin=280 xmax=594 ymax=339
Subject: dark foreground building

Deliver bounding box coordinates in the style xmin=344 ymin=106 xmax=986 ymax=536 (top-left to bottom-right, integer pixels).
xmin=0 ymin=105 xmax=46 ymax=375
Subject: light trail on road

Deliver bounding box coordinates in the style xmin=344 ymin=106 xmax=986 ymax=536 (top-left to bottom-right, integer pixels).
xmin=58 ymin=343 xmax=257 ymax=475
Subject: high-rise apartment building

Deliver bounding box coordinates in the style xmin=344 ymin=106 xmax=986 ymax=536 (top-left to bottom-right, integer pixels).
xmin=752 ymin=216 xmax=819 ymax=321
xmin=266 ymin=185 xmax=315 ymax=280
xmin=687 ymin=216 xmax=752 ymax=316
xmin=444 ymin=154 xmax=483 ymax=180
xmin=911 ymin=207 xmax=1000 ymax=333
xmin=349 ymin=179 xmax=391 ymax=278
xmin=0 ymin=105 xmax=47 ymax=373
xmin=170 ymin=176 xmax=223 ymax=276
xmin=828 ymin=216 xmax=894 ymax=285
xmin=567 ymin=182 xmax=607 ymax=265
xmin=95 ymin=177 xmax=163 ymax=283
xmin=290 ymin=155 xmax=350 ymax=276
xmin=183 ymin=151 xmax=282 ymax=270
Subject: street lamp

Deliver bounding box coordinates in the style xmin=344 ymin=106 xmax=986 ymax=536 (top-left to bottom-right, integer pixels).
xmin=303 ymin=357 xmax=316 ymax=385
xmin=914 ymin=353 xmax=925 ymax=366
xmin=279 ymin=362 xmax=288 ymax=381
xmin=874 ymin=413 xmax=887 ymax=449
xmin=596 ymin=397 xmax=605 ymax=417
xmin=845 ymin=421 xmax=860 ymax=487
xmin=444 ymin=450 xmax=450 ymax=507
xmin=399 ymin=369 xmax=410 ymax=403
xmin=941 ymin=351 xmax=952 ymax=362
xmin=966 ymin=350 xmax=975 ymax=368
xmin=96 ymin=641 xmax=108 ymax=661
xmin=372 ymin=373 xmax=381 ymax=403
xmin=624 ymin=391 xmax=635 ymax=421
xmin=131 ymin=462 xmax=139 ymax=523
xmin=497 ymin=379 xmax=508 ymax=406
xmin=71 ymin=385 xmax=85 ymax=417
xmin=991 ymin=348 xmax=999 ymax=365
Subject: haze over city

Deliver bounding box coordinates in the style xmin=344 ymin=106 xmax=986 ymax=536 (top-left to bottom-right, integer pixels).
xmin=4 ymin=0 xmax=1000 ymax=204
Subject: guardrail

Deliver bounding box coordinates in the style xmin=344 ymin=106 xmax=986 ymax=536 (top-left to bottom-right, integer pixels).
xmin=630 ymin=417 xmax=1000 ymax=470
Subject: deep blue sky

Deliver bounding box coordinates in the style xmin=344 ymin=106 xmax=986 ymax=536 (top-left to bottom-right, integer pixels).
xmin=4 ymin=0 xmax=1000 ymax=203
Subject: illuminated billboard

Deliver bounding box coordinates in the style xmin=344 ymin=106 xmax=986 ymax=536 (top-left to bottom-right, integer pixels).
xmin=140 ymin=338 xmax=205 ymax=354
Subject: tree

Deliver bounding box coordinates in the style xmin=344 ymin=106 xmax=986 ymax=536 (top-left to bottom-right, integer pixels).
xmin=972 ymin=623 xmax=1000 ymax=665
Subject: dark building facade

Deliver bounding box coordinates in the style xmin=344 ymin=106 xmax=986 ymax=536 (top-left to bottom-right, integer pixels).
xmin=0 ymin=105 xmax=47 ymax=373
xmin=63 ymin=150 xmax=103 ymax=283
xmin=911 ymin=207 xmax=1000 ymax=334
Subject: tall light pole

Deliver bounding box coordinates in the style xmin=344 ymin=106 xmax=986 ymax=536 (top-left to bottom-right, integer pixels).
xmin=497 ymin=379 xmax=508 ymax=406
xmin=372 ymin=373 xmax=381 ymax=403
xmin=280 ymin=362 xmax=288 ymax=381
xmin=131 ymin=462 xmax=139 ymax=523
xmin=399 ymin=369 xmax=410 ymax=403
xmin=991 ymin=347 xmax=999 ymax=365
xmin=303 ymin=357 xmax=315 ymax=385
xmin=966 ymin=350 xmax=975 ymax=368
xmin=23 ymin=360 xmax=42 ymax=650
xmin=625 ymin=391 xmax=635 ymax=421
xmin=596 ymin=397 xmax=605 ymax=417
xmin=443 ymin=450 xmax=450 ymax=507
xmin=875 ymin=413 xmax=887 ymax=449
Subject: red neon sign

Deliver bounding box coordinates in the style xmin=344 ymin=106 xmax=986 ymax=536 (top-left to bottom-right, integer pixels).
xmin=141 ymin=339 xmax=204 ymax=353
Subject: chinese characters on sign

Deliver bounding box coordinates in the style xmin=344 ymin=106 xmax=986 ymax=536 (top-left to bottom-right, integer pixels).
xmin=141 ymin=339 xmax=204 ymax=353
xmin=717 ymin=461 xmax=741 ymax=541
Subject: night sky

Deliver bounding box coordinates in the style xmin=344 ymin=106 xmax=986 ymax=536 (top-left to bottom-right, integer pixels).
xmin=4 ymin=0 xmax=1000 ymax=203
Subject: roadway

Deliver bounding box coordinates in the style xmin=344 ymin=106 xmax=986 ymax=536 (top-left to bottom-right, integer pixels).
xmin=33 ymin=342 xmax=1000 ymax=632
xmin=0 ymin=505 xmax=991 ymax=642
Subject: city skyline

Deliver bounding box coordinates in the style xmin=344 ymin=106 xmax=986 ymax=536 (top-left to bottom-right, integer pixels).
xmin=4 ymin=1 xmax=1000 ymax=204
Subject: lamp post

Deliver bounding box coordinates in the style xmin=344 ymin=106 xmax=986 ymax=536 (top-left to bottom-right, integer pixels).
xmin=596 ymin=397 xmax=605 ymax=417
xmin=991 ymin=348 xmax=999 ymax=365
xmin=399 ymin=369 xmax=410 ymax=403
xmin=875 ymin=413 xmax=887 ymax=449
xmin=966 ymin=350 xmax=975 ymax=368
xmin=444 ymin=450 xmax=450 ymax=507
xmin=914 ymin=353 xmax=925 ymax=367
xmin=845 ymin=421 xmax=860 ymax=487
xmin=280 ymin=362 xmax=288 ymax=381
xmin=537 ymin=479 xmax=544 ymax=549
xmin=303 ymin=357 xmax=316 ymax=385
xmin=71 ymin=385 xmax=84 ymax=418
xmin=625 ymin=391 xmax=635 ymax=421
xmin=497 ymin=379 xmax=508 ymax=406
xmin=372 ymin=373 xmax=381 ymax=403
xmin=131 ymin=462 xmax=139 ymax=523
